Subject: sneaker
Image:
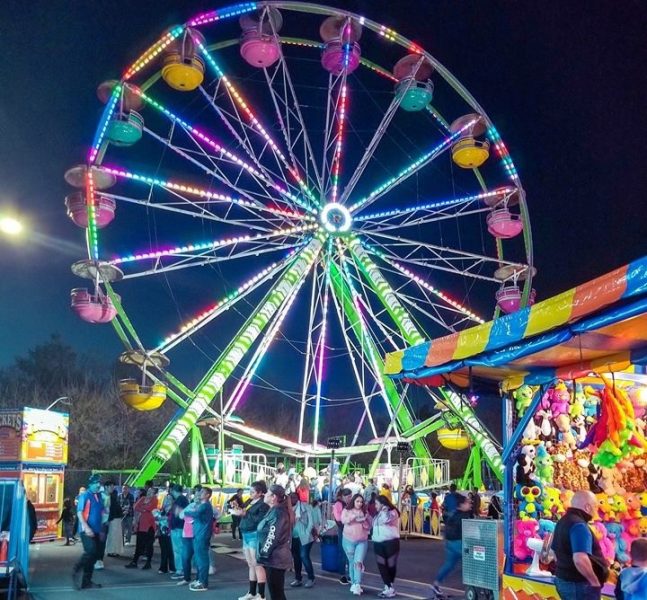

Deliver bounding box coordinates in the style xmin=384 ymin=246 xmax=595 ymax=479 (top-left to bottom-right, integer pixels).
xmin=124 ymin=541 xmax=131 ymax=546
xmin=158 ymin=569 xmax=168 ymax=574
xmin=189 ymin=582 xmax=208 ymax=592
xmin=340 ymin=576 xmax=350 ymax=585
xmin=81 ymin=581 xmax=103 ymax=589
xmin=142 ymin=562 xmax=152 ymax=570
xmin=237 ymin=594 xmax=255 ymax=600
xmin=304 ymin=579 xmax=315 ymax=588
xmin=378 ymin=586 xmax=396 ymax=598
xmin=171 ymin=574 xmax=185 ymax=580
xmin=430 ymin=584 xmax=442 ymax=597
xmin=350 ymin=583 xmax=362 ymax=595
xmin=125 ymin=562 xmax=138 ymax=569
xmin=94 ymin=560 xmax=104 ymax=570
xmin=176 ymin=580 xmax=190 ymax=586
xmin=290 ymin=580 xmax=303 ymax=587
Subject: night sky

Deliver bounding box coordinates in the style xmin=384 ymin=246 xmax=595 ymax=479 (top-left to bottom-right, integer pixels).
xmin=1 ymin=0 xmax=646 ymax=380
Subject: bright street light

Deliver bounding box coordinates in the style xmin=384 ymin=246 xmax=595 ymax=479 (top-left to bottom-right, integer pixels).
xmin=46 ymin=396 xmax=71 ymax=411
xmin=0 ymin=216 xmax=24 ymax=236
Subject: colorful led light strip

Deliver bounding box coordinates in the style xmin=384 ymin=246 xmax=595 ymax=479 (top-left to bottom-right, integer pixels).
xmin=109 ymin=224 xmax=316 ymax=265
xmin=88 ymin=86 xmax=121 ymax=164
xmin=156 ymin=254 xmax=294 ymax=352
xmin=97 ymin=165 xmax=312 ymax=221
xmin=364 ymin=241 xmax=485 ymax=324
xmin=85 ymin=170 xmax=99 ymax=260
xmin=487 ymin=126 xmax=519 ymax=181
xmin=349 ymin=116 xmax=479 ymax=213
xmin=355 ymin=187 xmax=516 ymax=222
xmin=128 ymin=88 xmax=313 ymax=213
xmin=188 ymin=2 xmax=257 ymax=26
xmin=330 ymin=83 xmax=348 ymax=203
xmin=195 ymin=41 xmax=320 ymax=211
xmin=313 ymin=264 xmax=331 ymax=446
xmin=124 ymin=26 xmax=184 ymax=81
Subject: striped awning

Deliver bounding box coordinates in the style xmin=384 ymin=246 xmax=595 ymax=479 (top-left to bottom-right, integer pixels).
xmin=384 ymin=256 xmax=647 ymax=390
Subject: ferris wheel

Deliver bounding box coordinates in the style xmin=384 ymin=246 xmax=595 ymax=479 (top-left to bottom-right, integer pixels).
xmin=66 ymin=2 xmax=532 ymax=485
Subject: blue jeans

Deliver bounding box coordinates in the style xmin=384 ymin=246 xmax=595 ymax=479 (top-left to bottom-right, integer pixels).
xmin=555 ymin=579 xmax=602 ymax=600
xmin=436 ymin=539 xmax=462 ymax=583
xmin=182 ymin=537 xmax=194 ymax=583
xmin=74 ymin=532 xmax=101 ymax=586
xmin=291 ymin=537 xmax=314 ymax=581
xmin=337 ymin=525 xmax=348 ymax=576
xmin=193 ymin=534 xmax=211 ymax=587
xmin=342 ymin=538 xmax=368 ymax=586
xmin=171 ymin=529 xmax=183 ymax=575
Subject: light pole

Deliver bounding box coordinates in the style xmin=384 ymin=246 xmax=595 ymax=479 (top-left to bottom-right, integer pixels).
xmin=46 ymin=396 xmax=71 ymax=411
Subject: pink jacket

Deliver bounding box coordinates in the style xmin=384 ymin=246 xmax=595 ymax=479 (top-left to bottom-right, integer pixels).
xmin=341 ymin=508 xmax=372 ymax=542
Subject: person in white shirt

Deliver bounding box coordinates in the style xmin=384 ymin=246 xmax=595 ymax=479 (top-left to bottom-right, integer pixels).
xmin=371 ymin=495 xmax=401 ymax=598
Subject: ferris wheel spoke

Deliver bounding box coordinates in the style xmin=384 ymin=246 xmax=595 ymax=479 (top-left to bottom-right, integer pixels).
xmin=117 ymin=239 xmax=311 ymax=280
xmin=361 ymin=231 xmax=527 ymax=283
xmin=349 ymin=115 xmax=481 ymax=214
xmin=157 ymin=252 xmax=299 ymax=354
xmin=338 ymin=56 xmax=426 ymax=206
xmin=355 ymin=187 xmax=517 ymax=232
xmin=263 ymin=39 xmax=324 ymax=193
xmin=196 ymin=41 xmax=321 ymax=211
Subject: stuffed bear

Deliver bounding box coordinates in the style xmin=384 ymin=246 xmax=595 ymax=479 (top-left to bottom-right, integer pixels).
xmin=535 ymin=443 xmax=554 ymax=485
xmin=514 ymin=385 xmax=536 ymax=418
xmin=591 ymin=521 xmax=616 ymax=565
xmin=514 ymin=519 xmax=538 ymax=561
xmin=606 ymin=522 xmax=630 ymax=564
xmin=543 ymin=486 xmax=565 ymax=519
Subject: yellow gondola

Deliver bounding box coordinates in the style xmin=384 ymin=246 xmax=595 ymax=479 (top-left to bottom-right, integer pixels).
xmin=118 ymin=378 xmax=167 ymax=411
xmin=437 ymin=427 xmax=470 ymax=451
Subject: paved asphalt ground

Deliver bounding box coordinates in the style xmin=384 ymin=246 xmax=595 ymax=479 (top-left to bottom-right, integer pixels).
xmin=26 ymin=534 xmax=464 ymax=599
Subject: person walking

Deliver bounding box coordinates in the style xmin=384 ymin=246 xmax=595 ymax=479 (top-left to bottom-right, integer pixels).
xmin=120 ymin=484 xmax=135 ymax=546
xmin=333 ymin=488 xmax=353 ymax=584
xmin=125 ymin=486 xmax=158 ymax=570
xmin=257 ymin=484 xmax=292 ymax=600
xmin=372 ymin=495 xmax=401 ymax=598
xmin=57 ymin=498 xmax=75 ymax=545
xmin=430 ymin=494 xmax=473 ymax=597
xmin=363 ymin=479 xmax=377 ymax=503
xmin=72 ymin=474 xmax=105 ymax=590
xmin=104 ymin=480 xmax=124 ymax=558
xmin=228 ymin=488 xmax=245 ymax=541
xmin=236 ymin=480 xmax=269 ymax=600
xmin=471 ymin=488 xmax=482 ymax=517
xmin=342 ymin=493 xmax=372 ymax=596
xmin=183 ymin=486 xmax=215 ymax=592
xmin=440 ymin=484 xmax=461 ymax=523
xmin=156 ymin=490 xmax=176 ymax=574
xmin=169 ymin=484 xmax=189 ymax=581
xmin=551 ymin=490 xmax=606 ymax=600
xmin=176 ymin=484 xmax=201 ymax=586
xmin=290 ymin=491 xmax=316 ymax=588
xmin=487 ymin=493 xmax=502 ymax=519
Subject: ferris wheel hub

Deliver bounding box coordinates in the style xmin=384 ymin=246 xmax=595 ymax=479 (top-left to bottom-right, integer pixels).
xmin=320 ymin=202 xmax=352 ymax=234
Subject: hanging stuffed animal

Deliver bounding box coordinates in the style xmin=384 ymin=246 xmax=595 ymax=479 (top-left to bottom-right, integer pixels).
xmin=515 ymin=482 xmax=544 ymax=520
xmin=514 ymin=519 xmax=538 ymax=561
xmin=583 ymin=385 xmax=600 ymax=423
xmin=514 ymin=385 xmax=536 ymax=418
xmin=535 ymin=443 xmax=554 ymax=485
xmin=515 ymin=444 xmax=537 ymax=485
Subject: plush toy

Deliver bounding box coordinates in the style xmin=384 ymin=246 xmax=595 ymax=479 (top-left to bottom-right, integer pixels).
xmin=583 ymin=386 xmax=600 ymax=423
xmin=591 ymin=521 xmax=616 ymax=565
xmin=614 ymin=495 xmax=629 ymax=522
xmin=551 ymin=444 xmax=589 ymax=490
xmin=516 ymin=445 xmax=537 ymax=485
xmin=597 ymin=494 xmax=618 ymax=522
xmin=570 ymin=384 xmax=586 ymax=419
xmin=572 ymin=414 xmax=587 ymax=445
xmin=543 ymin=486 xmax=565 ymax=519
xmin=587 ymin=462 xmax=604 ymax=494
xmin=535 ymin=444 xmax=554 ymax=485
xmin=625 ymin=493 xmax=642 ymax=519
xmin=639 ymin=516 xmax=647 ymax=536
xmin=629 ymin=386 xmax=647 ymax=420
xmin=536 ymin=408 xmax=555 ymax=446
xmin=555 ymin=413 xmax=577 ymax=448
xmin=547 ymin=380 xmax=571 ymax=418
xmin=538 ymin=519 xmax=556 ymax=538
xmin=606 ymin=522 xmax=630 ymax=564
xmin=598 ymin=467 xmax=625 ymax=496
xmin=514 ymin=519 xmax=539 ymax=561
xmin=514 ymin=385 xmax=536 ymax=418
xmin=639 ymin=491 xmax=647 ymax=517
xmin=515 ymin=482 xmax=544 ymax=519
xmin=522 ymin=418 xmax=541 ymax=445
xmin=561 ymin=489 xmax=574 ymax=511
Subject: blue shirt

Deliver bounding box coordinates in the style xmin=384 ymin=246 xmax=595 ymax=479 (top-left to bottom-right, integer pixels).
xmin=184 ymin=501 xmax=214 ymax=540
xmin=79 ymin=491 xmax=104 ymax=534
xmin=569 ymin=522 xmax=592 ymax=554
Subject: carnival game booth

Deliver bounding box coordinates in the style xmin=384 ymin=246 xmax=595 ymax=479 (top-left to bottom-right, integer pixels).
xmin=384 ymin=257 xmax=647 ymax=600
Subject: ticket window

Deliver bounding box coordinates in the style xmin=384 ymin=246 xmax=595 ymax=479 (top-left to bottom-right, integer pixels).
xmin=23 ymin=472 xmax=62 ymax=507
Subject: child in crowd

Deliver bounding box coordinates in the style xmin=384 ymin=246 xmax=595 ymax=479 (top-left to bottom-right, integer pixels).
xmin=57 ymin=498 xmax=75 ymax=545
xmin=615 ymin=538 xmax=647 ymax=600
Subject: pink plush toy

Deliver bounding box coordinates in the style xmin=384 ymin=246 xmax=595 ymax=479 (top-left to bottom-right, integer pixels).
xmin=514 ymin=519 xmax=538 ymax=561
xmin=591 ymin=522 xmax=615 ymax=565
xmin=626 ymin=493 xmax=641 ymax=519
xmin=542 ymin=380 xmax=571 ymax=418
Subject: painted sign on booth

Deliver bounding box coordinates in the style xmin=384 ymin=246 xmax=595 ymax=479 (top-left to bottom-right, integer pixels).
xmin=20 ymin=408 xmax=69 ymax=465
xmin=0 ymin=410 xmax=23 ymax=462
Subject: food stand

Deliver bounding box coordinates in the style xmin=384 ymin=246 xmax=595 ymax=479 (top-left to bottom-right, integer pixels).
xmin=385 ymin=256 xmax=647 ymax=599
xmin=0 ymin=408 xmax=68 ymax=542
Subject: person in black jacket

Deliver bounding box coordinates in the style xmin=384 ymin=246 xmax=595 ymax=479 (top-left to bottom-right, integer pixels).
xmin=235 ymin=481 xmax=269 ymax=600
xmin=228 ymin=488 xmax=245 ymax=540
xmin=257 ymin=484 xmax=292 ymax=600
xmin=430 ymin=494 xmax=473 ymax=597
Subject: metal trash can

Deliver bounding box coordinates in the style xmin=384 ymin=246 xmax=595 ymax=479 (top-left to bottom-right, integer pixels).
xmin=320 ymin=534 xmax=339 ymax=572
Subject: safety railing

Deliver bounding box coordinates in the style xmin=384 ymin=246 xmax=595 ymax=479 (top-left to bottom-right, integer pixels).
xmin=0 ymin=479 xmax=30 ymax=599
xmin=402 ymin=457 xmax=451 ymax=490
xmin=211 ymin=452 xmax=276 ymax=487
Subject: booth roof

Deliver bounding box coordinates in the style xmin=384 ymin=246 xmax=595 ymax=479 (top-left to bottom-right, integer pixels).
xmin=384 ymin=256 xmax=647 ymax=390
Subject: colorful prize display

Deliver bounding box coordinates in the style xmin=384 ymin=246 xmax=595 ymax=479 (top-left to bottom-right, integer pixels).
xmin=67 ymin=3 xmax=534 ymax=485
xmin=510 ymin=376 xmax=647 ymax=586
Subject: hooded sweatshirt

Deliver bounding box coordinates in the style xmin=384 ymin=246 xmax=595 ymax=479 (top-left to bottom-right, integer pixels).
xmin=615 ymin=565 xmax=647 ymax=600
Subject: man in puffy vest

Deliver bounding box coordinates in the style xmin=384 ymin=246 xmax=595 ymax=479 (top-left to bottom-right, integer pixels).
xmin=72 ymin=474 xmax=105 ymax=590
xmin=551 ymin=490 xmax=606 ymax=600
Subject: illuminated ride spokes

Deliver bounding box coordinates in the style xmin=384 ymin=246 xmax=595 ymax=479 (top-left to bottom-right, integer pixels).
xmin=67 ymin=2 xmax=529 ymax=486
